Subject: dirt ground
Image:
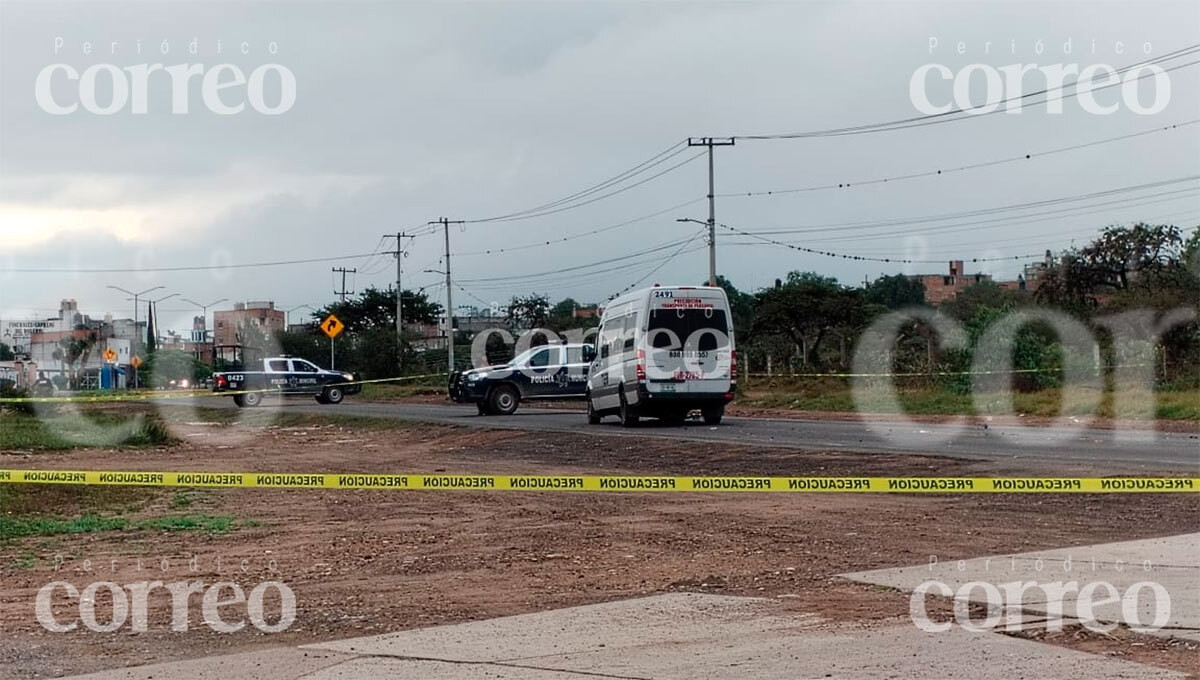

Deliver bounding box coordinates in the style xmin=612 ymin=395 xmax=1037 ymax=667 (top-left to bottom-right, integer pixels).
xmin=0 ymin=416 xmax=1197 ymax=678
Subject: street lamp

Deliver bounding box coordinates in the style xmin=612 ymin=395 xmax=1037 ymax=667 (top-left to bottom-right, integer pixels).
xmin=106 ymin=285 xmax=163 ymax=348
xmin=107 ymin=285 xmax=164 ymax=388
xmin=181 ymin=298 xmax=229 ymax=342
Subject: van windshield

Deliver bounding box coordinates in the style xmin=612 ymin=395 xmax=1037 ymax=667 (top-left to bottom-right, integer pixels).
xmin=647 ymin=308 xmax=730 ymax=351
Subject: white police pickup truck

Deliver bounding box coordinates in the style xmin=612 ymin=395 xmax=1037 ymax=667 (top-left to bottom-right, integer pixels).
xmin=212 ymin=356 xmax=360 ymax=407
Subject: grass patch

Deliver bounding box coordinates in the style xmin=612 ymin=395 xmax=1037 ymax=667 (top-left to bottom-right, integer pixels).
xmin=0 ymin=410 xmax=176 ymax=450
xmin=0 ymin=484 xmax=158 ymax=516
xmin=0 ymin=513 xmax=242 ymax=541
xmin=360 ymin=381 xmax=444 ymax=401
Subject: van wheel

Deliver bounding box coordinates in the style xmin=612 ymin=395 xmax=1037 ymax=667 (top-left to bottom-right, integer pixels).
xmin=322 ymin=386 xmax=345 ymax=405
xmin=586 ymin=394 xmax=602 ymax=424
xmin=242 ymin=392 xmax=262 ymax=408
xmin=701 ymin=405 xmax=724 ymax=425
xmin=488 ymin=385 xmax=520 ymax=416
xmin=233 ymin=395 xmax=246 ymax=408
xmin=619 ymin=390 xmax=639 ymax=428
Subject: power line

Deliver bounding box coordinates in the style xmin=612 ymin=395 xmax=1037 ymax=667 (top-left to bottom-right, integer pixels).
xmin=720 ymin=119 xmax=1200 ymax=198
xmin=458 ymin=197 xmax=705 ymax=256
xmin=786 ymin=187 xmax=1200 ymax=244
xmin=717 ymin=222 xmax=1043 ymax=264
xmin=464 ymin=141 xmax=688 ymax=222
xmin=458 ymin=236 xmax=701 ymax=285
xmin=612 ymin=228 xmax=708 ymax=297
xmin=742 ymin=176 xmax=1200 ymax=237
xmin=733 ymin=44 xmax=1200 ymax=140
xmin=465 ymin=150 xmax=706 ymax=224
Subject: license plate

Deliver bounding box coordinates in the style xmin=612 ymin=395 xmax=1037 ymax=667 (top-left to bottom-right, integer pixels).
xmin=659 ymin=383 xmax=675 ymax=392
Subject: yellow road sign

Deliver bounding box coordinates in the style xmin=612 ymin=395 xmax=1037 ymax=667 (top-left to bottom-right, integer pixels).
xmin=103 ymin=347 xmax=118 ymax=362
xmin=130 ymin=355 xmax=143 ymax=369
xmin=320 ymin=314 xmax=345 ymax=339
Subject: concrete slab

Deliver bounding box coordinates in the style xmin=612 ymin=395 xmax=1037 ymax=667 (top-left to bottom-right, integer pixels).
xmin=62 ymin=647 xmax=355 ymax=680
xmin=301 ymin=657 xmax=580 ymax=679
xmin=842 ymin=533 xmax=1200 ymax=640
xmin=306 ymin=593 xmax=820 ymax=662
xmin=302 ymin=593 xmax=1183 ymax=679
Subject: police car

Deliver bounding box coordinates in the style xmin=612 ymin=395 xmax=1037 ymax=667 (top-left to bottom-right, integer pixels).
xmin=212 ymin=356 xmax=361 ymax=407
xmin=449 ymin=343 xmax=595 ymax=415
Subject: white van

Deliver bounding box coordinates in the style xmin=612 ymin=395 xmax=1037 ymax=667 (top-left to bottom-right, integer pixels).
xmin=586 ymin=285 xmax=736 ymax=426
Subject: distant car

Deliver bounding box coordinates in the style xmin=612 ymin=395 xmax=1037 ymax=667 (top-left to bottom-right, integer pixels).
xmin=212 ymin=356 xmax=360 ymax=407
xmin=449 ymin=343 xmax=595 ymax=415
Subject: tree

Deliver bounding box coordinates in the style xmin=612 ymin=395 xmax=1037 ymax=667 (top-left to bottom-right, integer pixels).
xmin=145 ymin=300 xmax=157 ymax=354
xmin=710 ymin=275 xmax=755 ymax=335
xmin=51 ymin=332 xmax=98 ymax=389
xmin=750 ymin=272 xmax=869 ymax=367
xmin=0 ymin=343 xmax=12 ymax=361
xmin=142 ymin=350 xmax=208 ymax=388
xmin=865 ymin=274 xmax=927 ymax=309
xmin=314 ymin=286 xmax=442 ymax=332
xmin=506 ymin=294 xmax=550 ymax=329
xmin=1037 ymin=223 xmax=1188 ymax=308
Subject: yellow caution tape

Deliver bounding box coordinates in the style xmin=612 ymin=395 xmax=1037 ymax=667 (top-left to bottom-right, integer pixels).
xmin=0 ymin=470 xmax=1194 ymax=493
xmin=0 ymin=374 xmax=446 ymax=404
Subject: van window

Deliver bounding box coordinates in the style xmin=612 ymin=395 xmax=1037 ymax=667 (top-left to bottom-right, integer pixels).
xmin=621 ymin=313 xmax=636 ymax=352
xmin=648 ymin=308 xmax=730 ymax=351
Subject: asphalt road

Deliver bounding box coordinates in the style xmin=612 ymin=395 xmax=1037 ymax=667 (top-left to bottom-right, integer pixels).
xmin=187 ymin=398 xmax=1200 ymax=471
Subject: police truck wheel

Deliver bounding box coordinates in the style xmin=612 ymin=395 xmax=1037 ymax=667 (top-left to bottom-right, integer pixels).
xmin=233 ymin=395 xmax=246 ymax=408
xmin=488 ymin=385 xmax=519 ymax=416
xmin=477 ymin=402 xmax=491 ymax=416
xmin=243 ymin=392 xmax=262 ymax=408
xmin=618 ymin=390 xmax=639 ymax=428
xmin=315 ymin=394 xmax=329 ymax=404
xmin=701 ymin=405 xmax=724 ymax=425
xmin=322 ymin=386 xmax=345 ymax=405
xmin=586 ymin=395 xmax=601 ymax=424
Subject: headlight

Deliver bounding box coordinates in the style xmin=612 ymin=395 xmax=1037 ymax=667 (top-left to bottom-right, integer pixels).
xmin=342 ymin=373 xmax=354 ymax=381
xmin=466 ymin=373 xmax=482 ymax=382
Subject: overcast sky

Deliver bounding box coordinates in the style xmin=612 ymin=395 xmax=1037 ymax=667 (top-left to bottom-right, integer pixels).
xmin=1 ymin=0 xmax=1197 ymax=333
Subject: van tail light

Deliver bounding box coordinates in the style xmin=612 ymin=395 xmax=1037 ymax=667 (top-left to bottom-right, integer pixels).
xmin=730 ymin=350 xmax=738 ymax=383
xmin=636 ymin=349 xmax=647 ymax=383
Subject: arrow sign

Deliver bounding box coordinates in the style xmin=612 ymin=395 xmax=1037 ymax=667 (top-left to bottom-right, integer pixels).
xmin=320 ymin=314 xmax=345 ymax=339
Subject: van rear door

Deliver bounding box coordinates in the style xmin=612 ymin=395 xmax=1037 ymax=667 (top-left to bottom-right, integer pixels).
xmin=644 ymin=289 xmax=732 ymax=396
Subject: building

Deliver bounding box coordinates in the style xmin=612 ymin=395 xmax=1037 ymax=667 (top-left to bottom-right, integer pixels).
xmin=0 ymin=299 xmax=86 ymax=354
xmin=911 ymin=261 xmax=993 ymax=304
xmin=213 ymin=301 xmax=286 ymax=348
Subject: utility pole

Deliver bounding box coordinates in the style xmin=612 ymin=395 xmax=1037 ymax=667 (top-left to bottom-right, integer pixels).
xmin=332 ymin=267 xmax=356 ymax=302
xmin=428 ymin=218 xmax=464 ymax=375
xmin=687 ymin=137 xmax=734 ymax=287
xmin=384 ymin=232 xmax=414 ymax=369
